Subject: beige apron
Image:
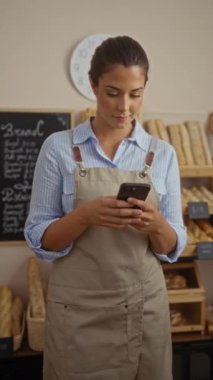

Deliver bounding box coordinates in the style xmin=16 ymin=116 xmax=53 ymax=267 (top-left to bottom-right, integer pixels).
xmin=43 ymin=137 xmax=173 ymax=380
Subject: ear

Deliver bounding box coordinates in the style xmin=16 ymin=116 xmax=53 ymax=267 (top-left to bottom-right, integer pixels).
xmin=89 ymin=77 xmax=98 ymax=97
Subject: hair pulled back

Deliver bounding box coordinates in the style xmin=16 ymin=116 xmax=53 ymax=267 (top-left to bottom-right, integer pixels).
xmin=89 ymin=35 xmax=149 ymax=86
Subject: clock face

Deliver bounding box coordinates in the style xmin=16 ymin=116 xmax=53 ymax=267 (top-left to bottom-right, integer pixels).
xmin=70 ymin=34 xmax=110 ymax=101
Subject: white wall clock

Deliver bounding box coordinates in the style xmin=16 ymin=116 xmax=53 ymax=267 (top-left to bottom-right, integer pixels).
xmin=70 ymin=33 xmax=110 ymax=101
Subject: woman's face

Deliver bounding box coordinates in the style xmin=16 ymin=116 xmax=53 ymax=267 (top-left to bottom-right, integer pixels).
xmin=91 ymin=64 xmax=146 ymax=131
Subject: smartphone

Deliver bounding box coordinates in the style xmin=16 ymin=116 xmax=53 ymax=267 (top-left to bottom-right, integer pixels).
xmin=117 ymin=182 xmax=151 ymax=205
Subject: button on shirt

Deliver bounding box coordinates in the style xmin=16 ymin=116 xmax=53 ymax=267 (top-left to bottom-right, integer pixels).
xmin=24 ymin=119 xmax=187 ymax=263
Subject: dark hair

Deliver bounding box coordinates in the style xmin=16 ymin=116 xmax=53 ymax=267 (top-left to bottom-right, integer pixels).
xmin=89 ymin=35 xmax=149 ymax=85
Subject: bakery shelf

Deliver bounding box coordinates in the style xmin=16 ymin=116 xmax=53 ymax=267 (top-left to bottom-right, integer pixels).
xmin=169 ymin=299 xmax=205 ymax=335
xmin=180 ymin=166 xmax=213 ymax=177
xmin=163 ymin=262 xmax=206 ymax=335
xmin=163 ymin=261 xmax=205 ymax=297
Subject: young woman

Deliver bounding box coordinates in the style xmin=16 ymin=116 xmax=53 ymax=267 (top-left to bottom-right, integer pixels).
xmin=25 ymin=35 xmax=187 ymax=380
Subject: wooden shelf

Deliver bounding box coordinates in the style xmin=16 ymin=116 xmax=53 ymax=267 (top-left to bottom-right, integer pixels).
xmin=180 ymin=166 xmax=213 ymax=178
xmin=172 ymin=332 xmax=213 ymax=343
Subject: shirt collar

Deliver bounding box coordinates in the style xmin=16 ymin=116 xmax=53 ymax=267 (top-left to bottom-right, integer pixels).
xmin=73 ymin=118 xmax=151 ymax=152
xmin=72 ymin=118 xmax=96 ymax=144
xmin=126 ymin=120 xmax=151 ymax=152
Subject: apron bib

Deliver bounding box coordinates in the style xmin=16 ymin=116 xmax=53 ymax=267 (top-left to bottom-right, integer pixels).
xmin=43 ymin=137 xmax=173 ymax=380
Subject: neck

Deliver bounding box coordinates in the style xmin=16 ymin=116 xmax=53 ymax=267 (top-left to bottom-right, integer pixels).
xmin=91 ymin=118 xmax=134 ymax=160
xmin=91 ymin=118 xmax=134 ymax=143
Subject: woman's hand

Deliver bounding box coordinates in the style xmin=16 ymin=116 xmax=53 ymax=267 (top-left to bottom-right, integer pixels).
xmin=78 ymin=196 xmax=143 ymax=229
xmin=127 ymin=197 xmax=177 ymax=255
xmin=127 ymin=198 xmax=163 ymax=233
xmin=41 ymin=195 xmax=143 ymax=251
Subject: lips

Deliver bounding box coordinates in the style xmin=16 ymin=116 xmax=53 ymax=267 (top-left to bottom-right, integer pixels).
xmin=114 ymin=115 xmax=130 ymax=119
xmin=115 ymin=114 xmax=129 ymax=117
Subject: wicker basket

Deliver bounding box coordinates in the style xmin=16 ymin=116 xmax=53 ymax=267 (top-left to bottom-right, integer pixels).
xmin=27 ymin=305 xmax=45 ymax=351
xmin=13 ymin=312 xmax=25 ymax=351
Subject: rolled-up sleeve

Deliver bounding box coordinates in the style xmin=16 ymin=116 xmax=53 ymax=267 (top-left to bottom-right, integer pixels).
xmin=24 ymin=134 xmax=73 ymax=261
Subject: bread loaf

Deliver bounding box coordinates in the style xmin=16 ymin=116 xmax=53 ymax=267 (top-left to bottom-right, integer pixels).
xmin=165 ymin=273 xmax=187 ymax=289
xmin=196 ymin=220 xmax=213 ymax=239
xmin=145 ymin=120 xmax=160 ymax=138
xmin=199 ymin=127 xmax=212 ymax=165
xmin=170 ymin=309 xmax=187 ymax=326
xmin=200 ymin=186 xmax=213 ymax=202
xmin=178 ymin=123 xmax=194 ymax=165
xmin=182 ymin=186 xmax=213 ymax=203
xmin=186 ymin=219 xmax=212 ymax=242
xmin=28 ymin=257 xmax=46 ymax=318
xmin=12 ymin=296 xmax=24 ymax=336
xmin=182 ymin=187 xmax=199 ymax=202
xmin=155 ymin=119 xmax=170 ymax=143
xmin=209 ymin=112 xmax=213 ymax=133
xmin=0 ymin=286 xmax=12 ymax=338
xmin=81 ymin=108 xmax=96 ymax=123
xmin=185 ymin=121 xmax=206 ymax=165
xmin=190 ymin=186 xmax=207 ymax=201
xmin=167 ymin=124 xmax=186 ymax=165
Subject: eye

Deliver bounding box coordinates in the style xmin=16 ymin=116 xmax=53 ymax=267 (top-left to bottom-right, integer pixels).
xmin=106 ymin=92 xmax=119 ymax=97
xmin=130 ymin=93 xmax=143 ymax=98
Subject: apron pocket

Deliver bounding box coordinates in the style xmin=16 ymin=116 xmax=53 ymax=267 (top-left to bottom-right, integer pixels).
xmin=62 ymin=302 xmax=129 ymax=373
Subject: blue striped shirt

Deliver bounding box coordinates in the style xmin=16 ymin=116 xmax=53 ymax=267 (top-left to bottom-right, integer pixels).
xmin=24 ymin=119 xmax=187 ymax=263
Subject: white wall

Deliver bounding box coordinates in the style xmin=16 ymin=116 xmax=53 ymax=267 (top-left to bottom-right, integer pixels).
xmin=0 ymin=0 xmax=213 ymax=302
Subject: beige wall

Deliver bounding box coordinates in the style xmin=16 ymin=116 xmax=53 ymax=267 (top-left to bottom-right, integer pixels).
xmin=1 ymin=0 xmax=213 ymax=116
xmin=0 ymin=0 xmax=213 ymax=302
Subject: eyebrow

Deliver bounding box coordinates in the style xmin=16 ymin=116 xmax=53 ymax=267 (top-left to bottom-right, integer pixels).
xmin=105 ymin=85 xmax=144 ymax=92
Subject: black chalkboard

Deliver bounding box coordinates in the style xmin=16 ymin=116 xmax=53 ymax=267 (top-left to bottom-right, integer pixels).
xmin=0 ymin=110 xmax=74 ymax=241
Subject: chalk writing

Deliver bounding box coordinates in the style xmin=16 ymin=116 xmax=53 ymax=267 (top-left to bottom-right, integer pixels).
xmin=0 ymin=111 xmax=72 ymax=240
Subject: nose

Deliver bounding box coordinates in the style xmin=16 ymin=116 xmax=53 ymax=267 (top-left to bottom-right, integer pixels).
xmin=117 ymin=95 xmax=130 ymax=112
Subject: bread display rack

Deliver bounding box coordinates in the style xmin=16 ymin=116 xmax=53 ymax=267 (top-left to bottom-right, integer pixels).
xmin=163 ymin=262 xmax=206 ymax=334
xmin=144 ymin=116 xmax=213 ymax=335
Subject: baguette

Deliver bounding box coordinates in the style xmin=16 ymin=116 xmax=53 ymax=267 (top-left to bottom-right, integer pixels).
xmin=200 ymin=186 xmax=213 ymax=202
xmin=0 ymin=286 xmax=12 ymax=338
xmin=182 ymin=187 xmax=199 ymax=202
xmin=187 ymin=220 xmax=212 ymax=242
xmin=190 ymin=186 xmax=207 ymax=201
xmin=81 ymin=108 xmax=96 ymax=122
xmin=167 ymin=124 xmax=186 ymax=165
xmin=209 ymin=112 xmax=213 ymax=133
xmin=199 ymin=124 xmax=212 ymax=164
xmin=185 ymin=121 xmax=206 ymax=165
xmin=178 ymin=123 xmax=194 ymax=165
xmin=155 ymin=119 xmax=170 ymax=143
xmin=12 ymin=296 xmax=24 ymax=336
xmin=145 ymin=120 xmax=160 ymax=138
xmin=196 ymin=220 xmax=213 ymax=239
xmin=28 ymin=257 xmax=46 ymax=318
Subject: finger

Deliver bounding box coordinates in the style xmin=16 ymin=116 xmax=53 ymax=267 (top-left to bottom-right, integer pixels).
xmin=100 ymin=215 xmax=142 ymax=226
xmin=102 ymin=205 xmax=143 ymax=218
xmin=126 ymin=198 xmax=143 ymax=208
xmin=127 ymin=198 xmax=152 ymax=211
xmin=103 ymin=197 xmax=133 ymax=209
